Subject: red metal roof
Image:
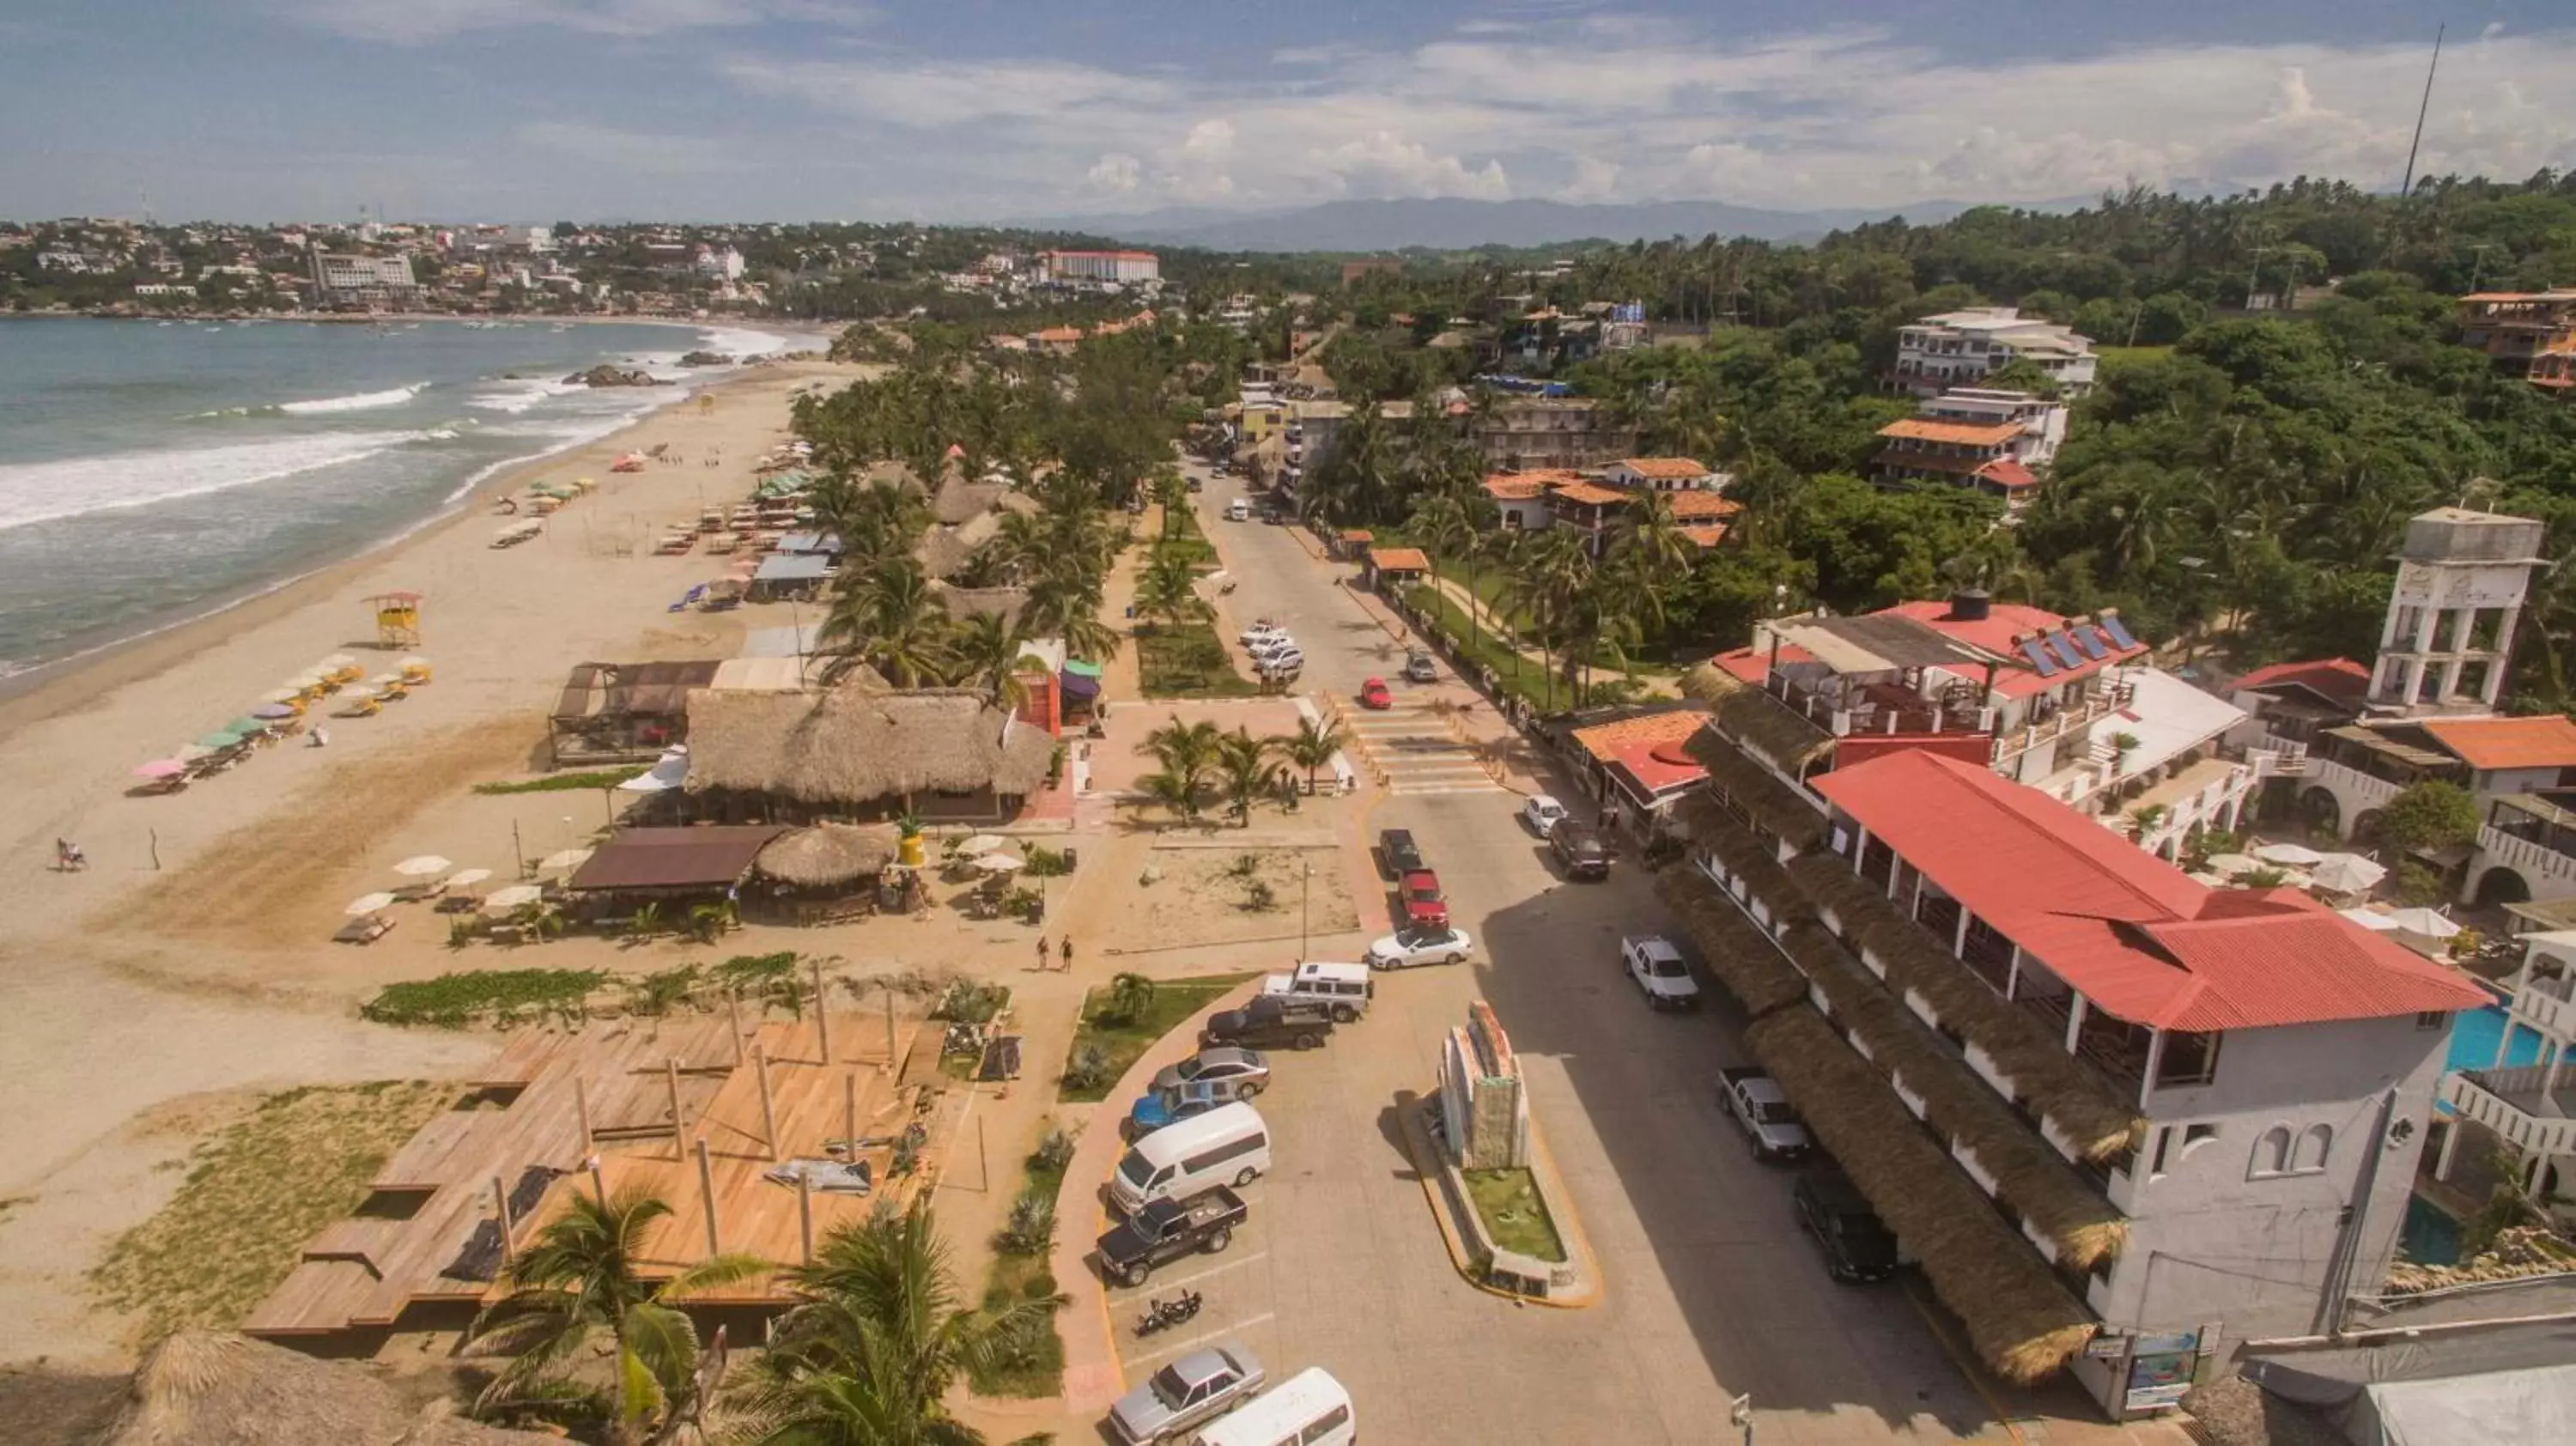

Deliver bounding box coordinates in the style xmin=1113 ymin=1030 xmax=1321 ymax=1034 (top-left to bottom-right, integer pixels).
xmin=2417 ymin=715 xmax=2576 ymax=771
xmin=2231 ymin=658 xmax=2369 ymax=705
xmin=1971 ymin=458 xmax=2038 ymax=490
xmin=1610 ymin=739 xmax=1706 ymax=796
xmin=1813 ymin=750 xmax=2487 ymax=1030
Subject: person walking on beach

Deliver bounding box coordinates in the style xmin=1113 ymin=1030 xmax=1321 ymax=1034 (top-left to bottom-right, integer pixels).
xmin=1036 ymin=936 xmax=1051 ymax=972
xmin=1058 ymin=936 xmax=1075 ymax=972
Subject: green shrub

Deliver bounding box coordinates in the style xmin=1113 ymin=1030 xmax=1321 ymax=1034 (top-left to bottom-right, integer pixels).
xmin=472 ymin=768 xmax=647 ymax=794
xmin=1022 ymin=1270 xmax=1059 ymax=1301
xmin=361 ymin=969 xmax=607 ymax=1029
xmin=1061 ymin=1043 xmax=1113 ymax=1095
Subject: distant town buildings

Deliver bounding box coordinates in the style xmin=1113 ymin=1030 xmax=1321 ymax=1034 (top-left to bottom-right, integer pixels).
xmin=2457 ymin=290 xmax=2576 ymax=392
xmin=1872 ymin=387 xmax=2069 ymax=512
xmin=1468 ymin=396 xmax=1638 ymax=472
xmin=310 ymin=252 xmax=419 ymax=308
xmin=1894 ymin=307 xmax=2099 ymax=398
xmin=1041 ymin=248 xmax=1159 ymax=285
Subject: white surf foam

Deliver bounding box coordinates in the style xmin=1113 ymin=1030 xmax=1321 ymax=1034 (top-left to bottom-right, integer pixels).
xmin=0 ymin=428 xmax=438 ymax=532
xmin=277 ymin=381 xmax=429 ymax=415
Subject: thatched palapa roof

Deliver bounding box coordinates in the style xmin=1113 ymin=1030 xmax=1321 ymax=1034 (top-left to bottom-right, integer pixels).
xmin=1677 ymin=794 xmax=1815 ymax=927
xmin=865 ymin=460 xmax=927 ymax=496
xmin=1776 ymin=925 xmax=2128 ymax=1270
xmin=914 ymin=512 xmax=1000 ymax=580
xmin=756 ymin=822 xmax=901 ymax=886
xmin=684 ymin=687 xmax=1054 ymax=806
xmin=1746 ymin=1010 xmax=2097 ymax=1383
xmin=1784 ymin=853 xmax=2144 ymax=1163
xmin=931 ymin=581 xmax=1029 ymax=625
xmin=1680 ymin=662 xmax=1835 ymax=776
xmin=101 ymin=1331 xmax=560 ymax=1446
xmin=1676 ymin=722 xmax=1828 ymax=851
xmin=931 ymin=476 xmax=1011 ymax=526
xmin=1654 ymin=868 xmax=1809 ymax=1018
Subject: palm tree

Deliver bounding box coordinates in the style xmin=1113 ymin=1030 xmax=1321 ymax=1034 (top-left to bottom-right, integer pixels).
xmin=467 ymin=1187 xmax=767 ymax=1443
xmin=1106 ymin=971 xmax=1157 ymax=1024
xmin=1137 ymin=767 xmax=1201 ymax=822
xmin=1407 ymin=491 xmax=1476 ymax=638
xmin=820 ymin=561 xmax=954 ymax=688
xmin=1133 ymin=548 xmax=1204 ymax=634
xmin=1145 ymin=718 xmax=1223 ymax=796
xmin=946 ymin=611 xmax=1030 ymax=709
xmin=1213 ymin=726 xmax=1273 ymax=824
xmin=1151 ymin=467 xmax=1191 ymax=540
xmin=736 ymin=1200 xmax=1039 ymax=1446
xmin=1272 ymin=715 xmax=1345 ymax=795
xmin=1504 ymin=529 xmax=1594 ymax=709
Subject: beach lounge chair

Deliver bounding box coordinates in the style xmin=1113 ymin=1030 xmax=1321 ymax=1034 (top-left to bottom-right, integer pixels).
xmin=390 ymin=880 xmax=448 ymax=904
xmin=332 ymin=915 xmax=393 ymax=945
xmin=766 ymin=1157 xmax=872 ymax=1195
xmin=332 ymin=697 xmax=381 ymax=719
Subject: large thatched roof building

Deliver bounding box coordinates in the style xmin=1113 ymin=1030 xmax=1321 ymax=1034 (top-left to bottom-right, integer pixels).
xmin=98 ymin=1331 xmax=561 ymax=1446
xmin=684 ymin=686 xmax=1054 ymax=823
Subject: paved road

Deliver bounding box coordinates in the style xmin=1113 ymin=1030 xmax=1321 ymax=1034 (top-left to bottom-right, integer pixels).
xmin=1101 ymin=463 xmax=2024 ymax=1445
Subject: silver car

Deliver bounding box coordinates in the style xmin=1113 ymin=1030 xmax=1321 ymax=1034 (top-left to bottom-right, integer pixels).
xmin=1151 ymin=1046 xmax=1271 ymax=1097
xmin=1109 ymin=1344 xmax=1266 ymax=1443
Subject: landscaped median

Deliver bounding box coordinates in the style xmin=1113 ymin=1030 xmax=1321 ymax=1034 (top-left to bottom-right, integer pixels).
xmin=1397 ymin=1087 xmax=1602 ymax=1308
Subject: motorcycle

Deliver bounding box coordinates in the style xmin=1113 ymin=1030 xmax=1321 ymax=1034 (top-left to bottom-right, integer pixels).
xmin=1133 ymin=1291 xmax=1203 ymax=1337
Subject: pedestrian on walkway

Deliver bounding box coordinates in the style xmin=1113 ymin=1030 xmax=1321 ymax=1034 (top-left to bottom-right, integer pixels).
xmin=1059 ymin=936 xmax=1075 ymax=972
xmin=1036 ymin=935 xmax=1051 ymax=971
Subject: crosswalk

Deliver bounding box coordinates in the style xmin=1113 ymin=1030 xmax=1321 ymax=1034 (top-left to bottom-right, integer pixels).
xmin=1334 ymin=698 xmax=1504 ymax=796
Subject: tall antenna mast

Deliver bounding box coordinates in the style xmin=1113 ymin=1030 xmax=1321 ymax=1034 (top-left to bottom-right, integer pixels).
xmin=2397 ymin=23 xmax=2445 ymax=198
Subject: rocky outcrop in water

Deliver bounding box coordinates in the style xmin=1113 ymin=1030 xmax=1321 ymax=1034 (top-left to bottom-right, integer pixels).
xmin=562 ymin=364 xmax=666 ymax=387
xmin=677 ymin=350 xmax=734 ymax=368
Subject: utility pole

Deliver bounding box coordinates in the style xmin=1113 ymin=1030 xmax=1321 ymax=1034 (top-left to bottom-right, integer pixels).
xmin=2466 ymin=243 xmax=2503 ymax=295
xmin=2244 ymin=243 xmax=2273 ymax=313
xmin=2397 ymin=24 xmax=2445 ymax=200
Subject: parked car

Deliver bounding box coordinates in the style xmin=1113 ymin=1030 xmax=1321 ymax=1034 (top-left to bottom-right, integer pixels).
xmin=1621 ymin=933 xmax=1698 ymax=1008
xmin=1377 ymin=827 xmax=1425 ymax=878
xmin=1109 ymin=1103 xmax=1272 ymax=1215
xmin=1224 ymin=498 xmax=1251 ymax=521
xmin=1258 ymin=960 xmax=1372 ymax=1020
xmin=1151 ymin=1046 xmax=1270 ymax=1097
xmin=1794 ymin=1170 xmax=1899 ymax=1284
xmin=1185 ymin=474 xmax=1205 ymax=492
xmin=1127 ymin=1076 xmax=1260 ymax=1142
xmin=1191 ymin=1368 xmax=1355 ymax=1446
xmin=1719 ymin=1066 xmax=1811 ymax=1160
xmin=1365 ymin=926 xmax=1473 ymax=969
xmin=1201 ymin=995 xmax=1334 ymax=1050
xmin=1255 ymin=648 xmax=1304 ymax=676
xmin=1521 ymin=794 xmax=1569 ymax=835
xmin=1357 ymin=677 xmax=1393 ymax=709
xmin=1096 ymin=1185 xmax=1246 ymax=1286
xmin=1246 ymin=635 xmax=1299 ymax=660
xmin=1239 ymin=620 xmax=1289 ymax=644
xmin=1398 ymin=868 xmax=1448 ymax=928
xmin=1109 ymin=1344 xmax=1266 ymax=1443
xmin=1403 ymin=649 xmax=1437 ymax=683
xmin=1551 ymin=819 xmax=1613 ymax=881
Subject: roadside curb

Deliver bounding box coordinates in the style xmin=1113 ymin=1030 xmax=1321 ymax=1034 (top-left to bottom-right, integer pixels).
xmin=1396 ymin=1084 xmax=1602 ymax=1309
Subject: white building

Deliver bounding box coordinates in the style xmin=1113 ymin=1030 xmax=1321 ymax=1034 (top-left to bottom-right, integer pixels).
xmin=1042 ymin=249 xmax=1159 ymax=285
xmin=2366 ymin=507 xmax=2546 ymax=716
xmin=1602 ymin=457 xmax=1726 ymax=492
xmin=310 ymin=252 xmax=419 ymax=307
xmin=1895 ymin=307 xmax=2099 ymax=398
xmin=696 ymin=246 xmax=745 ymax=282
xmin=1920 ymin=387 xmax=2069 ymax=467
xmin=2438 ymin=931 xmax=2576 ymax=1202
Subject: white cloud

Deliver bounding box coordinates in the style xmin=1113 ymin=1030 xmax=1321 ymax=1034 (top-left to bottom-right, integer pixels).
xmin=1084 ymin=153 xmax=1142 ymax=194
xmin=274 ymin=0 xmax=872 ymax=45
xmin=1309 ymin=131 xmax=1511 ymax=200
xmin=1560 ymin=154 xmax=1621 ymax=203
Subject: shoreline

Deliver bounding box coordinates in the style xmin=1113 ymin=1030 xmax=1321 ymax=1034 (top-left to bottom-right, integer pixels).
xmin=0 ymin=311 xmax=825 ymax=331
xmin=0 ymin=358 xmax=793 ymax=742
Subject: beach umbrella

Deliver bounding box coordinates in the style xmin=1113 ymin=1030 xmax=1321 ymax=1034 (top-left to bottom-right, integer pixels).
xmin=539 ymin=848 xmax=593 ymax=872
xmin=975 ymin=851 xmax=1027 ymax=874
xmin=225 ymin=715 xmax=270 ymax=737
xmin=345 ymin=891 xmax=398 ymax=916
xmin=2339 ymin=908 xmax=2403 ymax=933
xmin=372 ymin=673 xmax=406 ymax=688
xmin=173 ymin=744 xmax=215 ymax=762
xmin=2256 ymin=842 xmax=2326 ymax=866
xmin=324 ymin=653 xmax=355 ymax=669
xmin=445 ymin=867 xmax=493 ymax=887
xmin=132 ymin=759 xmax=187 ymax=779
xmin=2385 ymin=908 xmax=2462 ymax=939
xmin=259 ymin=690 xmax=301 ymax=705
xmin=956 ymin=834 xmax=1009 ymax=856
xmin=2310 ymin=854 xmax=2387 ymax=894
xmin=483 ymin=884 xmax=544 ymax=911
xmin=618 ymin=749 xmax=689 ymax=793
xmin=392 ymin=854 xmax=452 ymax=877
xmin=2207 ymin=854 xmax=2259 ymax=875
xmin=195 ymin=730 xmax=246 ymax=750
xmin=251 ymin=703 xmax=299 ymax=720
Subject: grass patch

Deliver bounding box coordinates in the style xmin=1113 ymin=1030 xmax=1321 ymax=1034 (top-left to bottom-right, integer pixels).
xmin=969 ymin=1123 xmax=1078 ymax=1400
xmin=91 ymin=1081 xmax=453 ymax=1340
xmin=1155 ymin=505 xmax=1219 ymax=571
xmin=362 ymin=967 xmax=609 ymax=1028
xmin=1058 ymin=975 xmax=1256 ymax=1103
xmin=1463 ymin=1168 xmax=1567 ymax=1263
xmin=1138 ymin=623 xmax=1259 ymax=699
xmin=474 ymin=768 xmax=648 ymax=794
xmin=2096 ymin=344 xmax=2175 ymax=371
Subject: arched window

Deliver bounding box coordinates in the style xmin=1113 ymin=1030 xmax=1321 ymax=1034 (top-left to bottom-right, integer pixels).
xmin=2293 ymin=1124 xmax=2333 ymax=1173
xmin=2251 ymin=1125 xmax=2292 ymax=1178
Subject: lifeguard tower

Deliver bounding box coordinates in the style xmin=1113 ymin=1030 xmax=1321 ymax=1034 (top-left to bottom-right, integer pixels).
xmin=369 ymin=591 xmax=422 ymax=649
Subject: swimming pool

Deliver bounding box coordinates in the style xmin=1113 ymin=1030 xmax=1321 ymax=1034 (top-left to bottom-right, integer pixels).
xmin=2448 ymin=1003 xmax=2544 ymax=1073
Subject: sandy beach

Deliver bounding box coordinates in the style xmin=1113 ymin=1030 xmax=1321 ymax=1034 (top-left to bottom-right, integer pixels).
xmin=0 ymin=355 xmax=876 ymax=1364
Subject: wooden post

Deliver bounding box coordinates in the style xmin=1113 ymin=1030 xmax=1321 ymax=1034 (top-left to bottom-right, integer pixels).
xmin=842 ymin=1072 xmax=857 ymax=1156
xmin=574 ymin=1076 xmax=594 ymax=1155
xmin=727 ymin=989 xmax=746 ymax=1069
xmin=884 ymin=990 xmax=896 ymax=1066
xmin=979 ymin=1115 xmax=990 ymax=1194
xmin=589 ymin=1157 xmax=608 ymax=1206
xmin=696 ymin=1137 xmax=720 ymax=1255
xmin=812 ymin=958 xmax=831 ymax=1062
xmin=493 ymin=1176 xmax=517 ymax=1268
xmin=667 ymin=1057 xmax=687 ymax=1159
xmin=754 ymin=1042 xmax=781 ymax=1162
xmin=798 ymin=1172 xmax=815 ymax=1265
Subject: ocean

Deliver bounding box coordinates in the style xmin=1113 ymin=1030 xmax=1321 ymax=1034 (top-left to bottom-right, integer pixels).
xmin=0 ymin=316 xmax=801 ymax=680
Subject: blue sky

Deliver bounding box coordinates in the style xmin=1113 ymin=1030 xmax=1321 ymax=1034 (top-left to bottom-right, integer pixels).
xmin=2 ymin=2 xmax=2570 ymax=222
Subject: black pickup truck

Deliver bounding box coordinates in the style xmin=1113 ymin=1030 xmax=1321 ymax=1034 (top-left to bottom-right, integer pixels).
xmin=1201 ymin=995 xmax=1335 ymax=1051
xmin=1097 ymin=1185 xmax=1248 ymax=1286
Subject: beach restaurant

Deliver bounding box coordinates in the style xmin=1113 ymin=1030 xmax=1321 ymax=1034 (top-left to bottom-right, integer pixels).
xmin=681 ymin=685 xmax=1054 ymax=824
xmin=549 ymin=660 xmax=721 ymax=767
xmin=557 ymin=824 xmax=784 ymax=911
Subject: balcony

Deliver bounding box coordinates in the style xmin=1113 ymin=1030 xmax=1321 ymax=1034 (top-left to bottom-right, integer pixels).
xmin=1990 ymin=680 xmax=2134 ymax=767
xmin=2307 ymin=754 xmax=2402 ymax=814
xmin=2512 ymin=974 xmax=2576 ymax=1040
xmin=2246 ymin=734 xmax=2309 ymax=777
xmin=2442 ymin=1063 xmax=2576 ymax=1159
xmin=1761 ymin=669 xmax=1984 ymax=741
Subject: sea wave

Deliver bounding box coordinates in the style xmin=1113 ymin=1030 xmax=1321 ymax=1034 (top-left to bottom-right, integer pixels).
xmin=0 ymin=428 xmax=446 ymax=532
xmin=278 ymin=381 xmax=430 ymax=415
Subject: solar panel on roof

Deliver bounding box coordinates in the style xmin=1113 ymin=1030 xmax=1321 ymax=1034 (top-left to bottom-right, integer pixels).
xmin=2020 ymin=637 xmax=2062 ymax=677
xmin=2045 ymin=631 xmax=2086 ymax=670
xmin=2070 ymin=625 xmax=2108 ymax=660
xmin=2099 ymin=614 xmax=2140 ymax=650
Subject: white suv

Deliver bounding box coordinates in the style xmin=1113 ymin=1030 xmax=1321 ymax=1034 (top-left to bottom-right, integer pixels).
xmin=1260 ymin=961 xmax=1372 ymax=1020
xmin=1622 ymin=934 xmax=1701 ymax=1011
xmin=1255 ymin=648 xmax=1304 ymax=677
xmin=1247 ymin=634 xmax=1298 ymax=659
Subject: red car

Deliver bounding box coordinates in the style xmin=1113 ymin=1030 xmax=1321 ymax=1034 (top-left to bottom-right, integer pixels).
xmin=1358 ymin=677 xmax=1393 ymax=709
xmin=1400 ymin=869 xmax=1449 ymax=928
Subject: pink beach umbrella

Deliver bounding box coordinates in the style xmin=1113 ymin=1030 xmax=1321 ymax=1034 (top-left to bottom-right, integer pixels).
xmin=132 ymin=759 xmax=188 ymax=779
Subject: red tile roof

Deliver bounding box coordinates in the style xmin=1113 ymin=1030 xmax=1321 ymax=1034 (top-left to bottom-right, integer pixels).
xmin=1679 ymin=523 xmax=1729 ymax=549
xmin=1616 ymin=457 xmax=1711 ymax=479
xmin=1552 ymin=483 xmax=1631 ymax=508
xmin=1710 ymin=644 xmax=1812 ymax=684
xmin=2231 ymin=658 xmax=2369 ymax=705
xmin=2418 ymin=715 xmax=2576 ymax=771
xmin=1367 ymin=546 xmax=1431 ymax=573
xmin=1971 ymin=459 xmax=2038 ymax=491
xmin=1664 ymin=491 xmax=1742 ymax=521
xmin=1610 ymin=739 xmax=1707 ymax=795
xmin=1880 ymin=599 xmax=2147 ymax=698
xmin=1482 ymin=476 xmax=1553 ymax=501
xmin=1571 ymin=708 xmax=1709 ymax=763
xmin=1813 ymin=750 xmax=2488 ymax=1030
xmin=1880 ymin=418 xmax=2025 ymax=447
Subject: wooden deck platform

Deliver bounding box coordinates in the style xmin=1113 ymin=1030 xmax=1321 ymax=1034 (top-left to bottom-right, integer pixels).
xmin=246 ymin=1007 xmax=932 ymax=1341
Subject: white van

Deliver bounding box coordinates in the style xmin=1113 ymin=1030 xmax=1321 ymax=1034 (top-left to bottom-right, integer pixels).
xmin=1225 ymin=498 xmax=1252 ymax=522
xmin=1259 ymin=962 xmax=1372 ymax=1020
xmin=1188 ymin=1368 xmax=1354 ymax=1446
xmin=1109 ymin=1101 xmax=1271 ymax=1215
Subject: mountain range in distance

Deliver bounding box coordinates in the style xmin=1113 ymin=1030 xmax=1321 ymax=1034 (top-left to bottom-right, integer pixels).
xmin=1011 ymin=194 xmax=2102 ymax=253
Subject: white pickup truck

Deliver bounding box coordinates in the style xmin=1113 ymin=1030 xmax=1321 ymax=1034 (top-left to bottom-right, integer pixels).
xmin=1720 ymin=1067 xmax=1813 ymax=1163
xmin=1620 ymin=934 xmax=1700 ymax=1011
